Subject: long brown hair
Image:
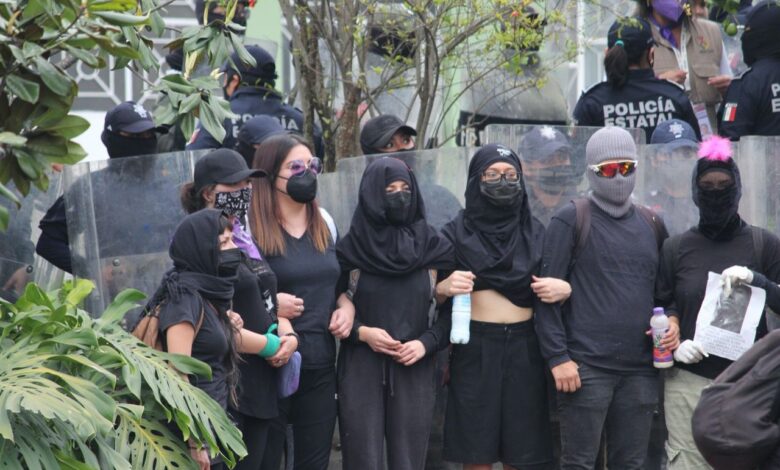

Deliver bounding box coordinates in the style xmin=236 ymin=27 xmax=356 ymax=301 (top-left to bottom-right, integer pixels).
xmin=249 ymin=133 xmax=331 ymax=256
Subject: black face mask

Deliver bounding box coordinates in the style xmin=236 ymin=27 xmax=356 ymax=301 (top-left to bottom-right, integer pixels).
xmin=217 ymin=248 xmax=242 ymax=277
xmin=215 ymin=187 xmax=251 ymax=221
xmin=105 ymin=132 xmax=158 ymax=159
xmin=385 ymin=190 xmax=412 ymax=225
xmin=698 ymin=185 xmax=739 ymax=228
xmin=279 ymin=170 xmax=318 ymax=203
xmin=533 ymin=165 xmax=582 ymax=194
xmin=480 ymin=180 xmax=523 ymax=207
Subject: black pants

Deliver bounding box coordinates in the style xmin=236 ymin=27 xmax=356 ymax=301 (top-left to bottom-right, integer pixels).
xmin=262 ymin=366 xmax=337 ymax=470
xmin=338 ymin=344 xmax=436 ymax=470
xmin=232 ymin=412 xmax=272 ymax=470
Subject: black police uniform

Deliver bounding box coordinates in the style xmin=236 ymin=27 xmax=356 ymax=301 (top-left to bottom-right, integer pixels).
xmin=186 ymin=86 xmax=325 ymax=158
xmin=573 ymin=69 xmax=702 ymax=143
xmin=718 ymin=59 xmax=780 ymax=139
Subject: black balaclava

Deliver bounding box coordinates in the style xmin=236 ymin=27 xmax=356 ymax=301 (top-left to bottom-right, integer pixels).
xmin=101 ymin=130 xmax=158 ymax=159
xmin=336 ymin=157 xmax=454 ymax=276
xmin=741 ymin=0 xmax=780 ymax=66
xmin=692 ymin=154 xmax=744 ymax=241
xmin=441 ymin=144 xmax=544 ymax=308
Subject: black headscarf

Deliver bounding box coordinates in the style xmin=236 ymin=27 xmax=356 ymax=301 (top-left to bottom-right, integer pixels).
xmin=741 ymin=1 xmax=780 ymax=66
xmin=336 ymin=157 xmax=454 ymax=275
xmin=154 ymin=209 xmax=236 ymax=311
xmin=692 ymin=156 xmax=745 ymax=241
xmin=441 ymin=144 xmax=544 ymax=308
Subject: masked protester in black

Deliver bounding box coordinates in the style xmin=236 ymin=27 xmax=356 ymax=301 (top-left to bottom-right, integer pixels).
xmin=180 ymin=149 xmax=298 ymax=470
xmin=335 ymin=157 xmax=454 ymax=470
xmin=155 ymin=209 xmax=283 ymax=470
xmin=655 ymin=137 xmax=780 ymax=469
xmin=436 ymin=144 xmax=567 ymax=469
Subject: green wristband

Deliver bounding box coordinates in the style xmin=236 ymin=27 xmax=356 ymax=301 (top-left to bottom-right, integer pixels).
xmin=259 ymin=333 xmax=281 ymax=358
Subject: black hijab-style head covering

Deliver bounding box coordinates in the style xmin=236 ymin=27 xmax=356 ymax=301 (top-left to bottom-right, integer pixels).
xmin=156 ymin=209 xmax=236 ymax=310
xmin=336 ymin=157 xmax=454 ymax=275
xmin=741 ymin=1 xmax=780 ymax=66
xmin=441 ymin=144 xmax=544 ymax=308
xmin=692 ymin=150 xmax=744 ymax=242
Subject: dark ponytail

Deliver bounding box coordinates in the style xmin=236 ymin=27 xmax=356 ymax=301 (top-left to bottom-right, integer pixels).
xmin=604 ymin=44 xmax=630 ymax=88
xmin=180 ymin=182 xmax=215 ymax=214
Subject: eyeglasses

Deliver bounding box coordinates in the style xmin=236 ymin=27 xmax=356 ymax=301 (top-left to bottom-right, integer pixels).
xmin=286 ymin=157 xmax=322 ymax=176
xmin=482 ymin=170 xmax=520 ymax=184
xmin=587 ymin=160 xmax=638 ymax=178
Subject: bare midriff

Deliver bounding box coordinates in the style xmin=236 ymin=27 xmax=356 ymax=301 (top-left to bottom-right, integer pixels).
xmin=471 ymin=289 xmax=533 ymax=323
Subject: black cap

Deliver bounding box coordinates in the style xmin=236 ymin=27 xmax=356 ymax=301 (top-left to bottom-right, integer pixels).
xmin=650 ymin=119 xmax=700 ymax=150
xmin=194 ymin=149 xmax=266 ymax=190
xmin=221 ymin=45 xmax=277 ymax=86
xmin=103 ymin=101 xmax=166 ymax=134
xmin=519 ymin=125 xmax=572 ymax=162
xmin=237 ymin=115 xmax=287 ymax=145
xmin=360 ymin=115 xmax=417 ymax=154
xmin=608 ymin=17 xmax=655 ymax=62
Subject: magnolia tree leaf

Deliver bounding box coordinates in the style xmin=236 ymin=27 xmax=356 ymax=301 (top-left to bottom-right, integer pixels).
xmin=5 ymin=75 xmax=40 ymax=103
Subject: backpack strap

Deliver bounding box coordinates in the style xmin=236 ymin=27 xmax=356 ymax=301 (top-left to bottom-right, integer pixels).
xmin=346 ymin=269 xmax=360 ymax=301
xmin=569 ymin=198 xmax=592 ymax=274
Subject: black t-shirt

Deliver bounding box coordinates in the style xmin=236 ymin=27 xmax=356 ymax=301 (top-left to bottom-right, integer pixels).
xmin=535 ymin=202 xmax=662 ymax=374
xmin=158 ymin=294 xmax=230 ymax=408
xmin=655 ymin=225 xmax=780 ymax=379
xmin=349 ymin=269 xmax=433 ymax=345
xmin=266 ymin=232 xmax=342 ymax=369
xmin=231 ymin=258 xmax=278 ymax=418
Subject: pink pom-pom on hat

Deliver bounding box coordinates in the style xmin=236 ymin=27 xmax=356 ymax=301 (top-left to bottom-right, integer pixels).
xmin=698 ymin=135 xmax=732 ymax=162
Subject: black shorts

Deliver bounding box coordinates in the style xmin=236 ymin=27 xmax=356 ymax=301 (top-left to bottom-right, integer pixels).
xmin=443 ymin=319 xmax=553 ymax=468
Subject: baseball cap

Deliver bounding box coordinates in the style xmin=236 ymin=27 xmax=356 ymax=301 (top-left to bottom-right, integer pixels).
xmin=221 ymin=45 xmax=277 ymax=85
xmin=607 ymin=17 xmax=655 ymax=62
xmin=194 ymin=149 xmax=266 ymax=190
xmin=237 ymin=115 xmax=288 ymax=146
xmin=360 ymin=115 xmax=417 ymax=154
xmin=650 ymin=119 xmax=700 ymax=150
xmin=104 ymin=101 xmax=166 ymax=134
xmin=519 ymin=125 xmax=572 ymax=162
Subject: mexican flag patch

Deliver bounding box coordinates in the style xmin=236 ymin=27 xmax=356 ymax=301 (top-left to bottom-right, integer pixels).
xmin=722 ymin=103 xmax=738 ymax=122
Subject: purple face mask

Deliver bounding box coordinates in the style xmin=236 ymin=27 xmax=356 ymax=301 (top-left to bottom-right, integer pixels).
xmin=652 ymin=0 xmax=685 ymax=23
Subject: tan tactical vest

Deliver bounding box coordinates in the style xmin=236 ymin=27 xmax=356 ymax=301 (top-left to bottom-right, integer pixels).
xmin=651 ymin=18 xmax=724 ymax=130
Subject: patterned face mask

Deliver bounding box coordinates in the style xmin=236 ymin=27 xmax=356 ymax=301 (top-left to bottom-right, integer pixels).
xmin=215 ymin=186 xmax=251 ymax=221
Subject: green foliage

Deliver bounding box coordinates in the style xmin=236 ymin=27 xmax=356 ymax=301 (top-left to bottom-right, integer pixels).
xmin=0 ymin=280 xmax=247 ymax=468
xmin=0 ymin=0 xmax=251 ymax=229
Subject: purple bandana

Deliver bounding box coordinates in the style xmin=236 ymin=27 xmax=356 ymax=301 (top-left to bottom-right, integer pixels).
xmin=232 ymin=217 xmax=261 ymax=261
xmin=650 ymin=0 xmax=685 ymax=48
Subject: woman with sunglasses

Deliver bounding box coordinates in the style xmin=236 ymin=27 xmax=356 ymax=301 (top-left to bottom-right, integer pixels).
xmin=180 ymin=149 xmax=298 ymax=470
xmin=249 ymin=133 xmax=354 ymax=470
xmin=154 ymin=209 xmax=282 ymax=470
xmin=335 ymin=157 xmax=455 ymax=469
xmin=573 ymin=16 xmax=700 ymax=143
xmin=535 ymin=127 xmax=671 ymax=469
xmin=437 ymin=144 xmax=570 ymax=470
xmin=655 ymin=136 xmax=780 ymax=470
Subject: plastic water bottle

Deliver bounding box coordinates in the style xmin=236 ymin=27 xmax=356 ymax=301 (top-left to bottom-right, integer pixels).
xmin=651 ymin=307 xmax=673 ymax=368
xmin=450 ymin=294 xmax=471 ymax=344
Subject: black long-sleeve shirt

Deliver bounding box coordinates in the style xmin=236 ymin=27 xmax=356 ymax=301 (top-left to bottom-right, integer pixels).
xmin=535 ymin=201 xmax=663 ymax=374
xmin=655 ymin=225 xmax=780 ymax=379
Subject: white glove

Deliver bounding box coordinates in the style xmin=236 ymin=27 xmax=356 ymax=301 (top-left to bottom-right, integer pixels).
xmin=721 ymin=266 xmax=754 ymax=297
xmin=673 ymin=340 xmax=709 ymax=364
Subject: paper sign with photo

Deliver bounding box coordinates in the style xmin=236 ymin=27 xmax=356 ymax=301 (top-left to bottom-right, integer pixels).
xmin=694 ymin=272 xmax=766 ymax=361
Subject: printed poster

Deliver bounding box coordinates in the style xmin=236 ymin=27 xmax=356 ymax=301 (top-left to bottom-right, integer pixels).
xmin=694 ymin=271 xmax=766 ymax=361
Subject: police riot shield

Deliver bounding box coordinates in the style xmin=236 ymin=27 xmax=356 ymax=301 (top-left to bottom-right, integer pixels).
xmin=318 ymin=148 xmax=473 ymax=235
xmin=0 ymin=171 xmax=68 ymax=303
xmin=64 ymin=150 xmax=208 ymax=313
xmin=483 ymin=125 xmax=645 ymax=226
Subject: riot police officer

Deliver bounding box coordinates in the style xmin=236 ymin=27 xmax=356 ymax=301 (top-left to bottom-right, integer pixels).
xmin=719 ymin=0 xmax=780 ymax=140
xmin=573 ymin=16 xmax=702 ymax=143
xmin=186 ymin=45 xmax=324 ymax=157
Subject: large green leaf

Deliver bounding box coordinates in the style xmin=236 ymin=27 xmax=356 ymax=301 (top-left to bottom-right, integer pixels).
xmin=114 ymin=406 xmax=198 ymax=469
xmin=34 ymin=58 xmax=72 ymax=97
xmin=93 ymin=11 xmax=150 ymax=26
xmin=197 ymin=98 xmax=226 ymax=143
xmin=6 ymin=74 xmax=40 ymax=103
xmin=97 ymin=288 xmax=147 ymax=327
xmin=0 ymin=132 xmax=27 ymax=147
xmin=42 ymin=115 xmax=90 ymax=139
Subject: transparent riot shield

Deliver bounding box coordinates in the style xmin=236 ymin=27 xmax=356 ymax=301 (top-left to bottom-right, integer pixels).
xmin=318 ymin=148 xmax=472 ymax=235
xmin=0 ymin=170 xmax=69 ymax=300
xmin=634 ymin=143 xmax=700 ymax=237
xmin=483 ymin=125 xmax=645 ymax=226
xmin=64 ymin=150 xmax=209 ymax=313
